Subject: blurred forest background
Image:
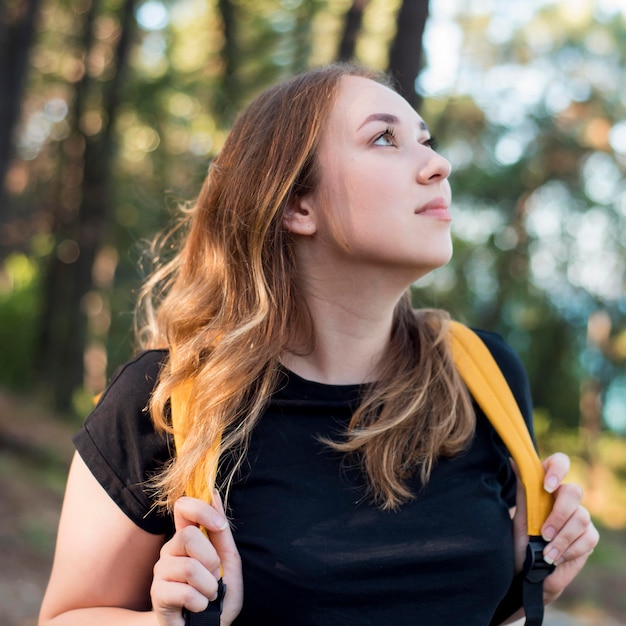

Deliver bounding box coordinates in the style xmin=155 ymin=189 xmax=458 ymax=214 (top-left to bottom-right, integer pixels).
xmin=0 ymin=0 xmax=625 ymax=624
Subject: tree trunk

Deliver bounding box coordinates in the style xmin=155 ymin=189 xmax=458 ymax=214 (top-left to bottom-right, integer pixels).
xmin=387 ymin=0 xmax=429 ymax=110
xmin=36 ymin=0 xmax=137 ymax=411
xmin=0 ymin=0 xmax=42 ymax=217
xmin=216 ymin=0 xmax=238 ymax=125
xmin=35 ymin=0 xmax=98 ymax=409
xmin=336 ymin=0 xmax=369 ymax=62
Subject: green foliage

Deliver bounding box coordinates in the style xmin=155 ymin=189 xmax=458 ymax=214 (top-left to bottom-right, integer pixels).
xmin=0 ymin=254 xmax=41 ymax=390
xmin=1 ymin=1 xmax=626 ymax=432
xmin=539 ymin=425 xmax=626 ymax=529
xmin=415 ymin=4 xmax=626 ymax=429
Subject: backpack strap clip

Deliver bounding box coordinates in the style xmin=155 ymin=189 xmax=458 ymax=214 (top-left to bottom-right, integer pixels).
xmin=522 ymin=537 xmax=556 ymax=626
xmin=523 ymin=536 xmax=556 ymax=584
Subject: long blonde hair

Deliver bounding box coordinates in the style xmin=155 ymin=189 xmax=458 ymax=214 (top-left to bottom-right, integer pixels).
xmin=136 ymin=64 xmax=475 ymax=512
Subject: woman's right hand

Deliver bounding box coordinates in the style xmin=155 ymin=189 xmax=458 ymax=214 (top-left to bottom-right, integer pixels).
xmin=151 ymin=495 xmax=243 ymax=626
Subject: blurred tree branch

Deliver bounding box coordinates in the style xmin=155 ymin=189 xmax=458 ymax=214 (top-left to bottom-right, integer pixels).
xmin=387 ymin=0 xmax=429 ymax=109
xmin=337 ymin=0 xmax=368 ymax=62
xmin=0 ymin=0 xmax=42 ymax=216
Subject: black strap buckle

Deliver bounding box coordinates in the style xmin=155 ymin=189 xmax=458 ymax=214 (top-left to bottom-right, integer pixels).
xmin=184 ymin=578 xmax=226 ymax=626
xmin=521 ymin=536 xmax=556 ymax=626
xmin=523 ymin=537 xmax=556 ymax=584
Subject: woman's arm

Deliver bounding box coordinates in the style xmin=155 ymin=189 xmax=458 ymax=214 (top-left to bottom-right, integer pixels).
xmin=39 ymin=452 xmax=164 ymax=625
xmin=39 ymin=453 xmax=243 ymax=626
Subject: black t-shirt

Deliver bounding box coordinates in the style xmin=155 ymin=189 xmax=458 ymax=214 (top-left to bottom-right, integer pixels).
xmin=74 ymin=329 xmax=533 ymax=625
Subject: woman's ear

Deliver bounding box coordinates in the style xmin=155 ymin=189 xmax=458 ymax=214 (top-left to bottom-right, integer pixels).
xmin=283 ymin=194 xmax=317 ymax=236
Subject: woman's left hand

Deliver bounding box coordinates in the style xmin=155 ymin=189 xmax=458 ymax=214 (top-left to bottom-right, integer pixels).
xmin=511 ymin=452 xmax=600 ymax=605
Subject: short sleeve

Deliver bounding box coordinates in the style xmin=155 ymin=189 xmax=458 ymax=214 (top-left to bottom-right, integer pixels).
xmin=73 ymin=350 xmax=175 ymax=535
xmin=472 ymin=328 xmax=535 ymax=508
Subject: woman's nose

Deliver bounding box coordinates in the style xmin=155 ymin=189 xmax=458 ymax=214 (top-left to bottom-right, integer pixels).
xmin=417 ymin=151 xmax=452 ymax=184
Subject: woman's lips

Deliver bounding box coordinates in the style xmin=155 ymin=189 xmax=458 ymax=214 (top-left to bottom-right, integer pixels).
xmin=416 ymin=198 xmax=452 ymax=221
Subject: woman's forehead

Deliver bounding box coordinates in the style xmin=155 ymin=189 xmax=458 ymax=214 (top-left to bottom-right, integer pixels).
xmin=332 ymin=75 xmax=427 ymax=131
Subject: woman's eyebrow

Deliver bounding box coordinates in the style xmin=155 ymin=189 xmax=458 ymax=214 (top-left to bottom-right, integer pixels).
xmin=358 ymin=113 xmax=399 ymax=130
xmin=357 ymin=113 xmax=430 ymax=134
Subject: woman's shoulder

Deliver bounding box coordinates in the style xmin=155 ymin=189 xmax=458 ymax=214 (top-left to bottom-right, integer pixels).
xmin=73 ymin=348 xmax=173 ymax=535
xmin=470 ymin=328 xmax=525 ymax=377
xmin=96 ymin=349 xmax=169 ymax=406
xmin=467 ymin=327 xmax=533 ymax=423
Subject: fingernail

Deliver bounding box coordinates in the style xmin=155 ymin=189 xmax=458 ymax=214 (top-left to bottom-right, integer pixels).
xmin=213 ymin=515 xmax=229 ymax=531
xmin=544 ymin=548 xmax=559 ymax=565
xmin=544 ymin=475 xmax=559 ymax=493
xmin=542 ymin=526 xmax=556 ymax=542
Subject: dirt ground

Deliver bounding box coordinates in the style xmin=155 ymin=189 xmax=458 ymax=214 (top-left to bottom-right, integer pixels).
xmin=0 ymin=390 xmax=75 ymax=626
xmin=1 ymin=388 xmax=625 ymax=626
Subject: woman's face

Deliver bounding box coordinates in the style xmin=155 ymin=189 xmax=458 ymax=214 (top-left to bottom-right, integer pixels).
xmin=298 ymin=75 xmax=454 ymax=283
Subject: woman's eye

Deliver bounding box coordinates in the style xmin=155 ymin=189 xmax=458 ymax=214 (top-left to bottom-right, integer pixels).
xmin=422 ymin=136 xmax=439 ymax=151
xmin=373 ymin=127 xmax=396 ymax=146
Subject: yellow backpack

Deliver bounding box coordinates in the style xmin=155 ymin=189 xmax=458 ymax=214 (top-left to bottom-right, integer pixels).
xmin=174 ymin=321 xmax=555 ymax=626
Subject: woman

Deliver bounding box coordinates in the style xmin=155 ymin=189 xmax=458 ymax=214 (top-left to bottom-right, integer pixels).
xmin=39 ymin=64 xmax=598 ymax=626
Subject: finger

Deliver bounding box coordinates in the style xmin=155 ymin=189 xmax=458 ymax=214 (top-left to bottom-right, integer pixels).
xmin=542 ymin=452 xmax=570 ymax=494
xmin=207 ymin=491 xmax=242 ymax=581
xmin=554 ymin=522 xmax=600 ymax=566
xmin=542 ymin=551 xmax=592 ymax=603
xmin=154 ymin=554 xmax=220 ymax=601
xmin=205 ymin=491 xmax=244 ymax=623
xmin=161 ymin=523 xmax=225 ymax=585
xmin=173 ymin=496 xmax=229 ymax=533
xmin=161 ymin=524 xmax=220 ymax=568
xmin=543 ymin=505 xmax=594 ymax=565
xmin=151 ymin=577 xmax=212 ymax=615
xmin=541 ymin=482 xmax=584 ymax=542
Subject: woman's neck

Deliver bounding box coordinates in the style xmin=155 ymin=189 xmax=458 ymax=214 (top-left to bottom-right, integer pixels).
xmin=281 ymin=285 xmax=400 ymax=385
xmin=283 ymin=234 xmax=421 ymax=384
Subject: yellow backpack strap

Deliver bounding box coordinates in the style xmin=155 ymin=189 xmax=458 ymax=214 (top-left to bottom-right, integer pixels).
xmin=448 ymin=321 xmax=552 ymax=534
xmin=170 ymin=378 xmax=221 ymax=505
xmin=449 ymin=321 xmax=555 ymax=626
xmin=171 ymin=377 xmax=226 ymax=626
